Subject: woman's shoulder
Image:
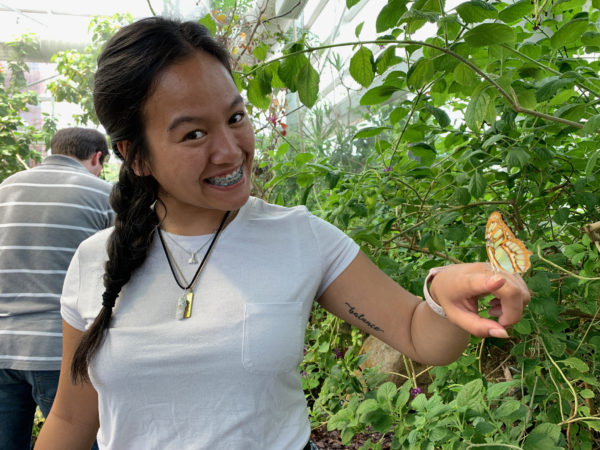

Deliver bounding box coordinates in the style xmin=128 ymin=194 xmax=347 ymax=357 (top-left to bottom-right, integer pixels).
xmin=77 ymin=226 xmax=114 ymax=257
xmin=245 ymin=196 xmax=310 ymax=220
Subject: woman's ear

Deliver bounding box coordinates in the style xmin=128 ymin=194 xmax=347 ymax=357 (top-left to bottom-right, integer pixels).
xmin=116 ymin=141 xmax=151 ymax=176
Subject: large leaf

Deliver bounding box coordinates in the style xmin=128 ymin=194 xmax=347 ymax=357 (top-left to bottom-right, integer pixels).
xmin=425 ymin=104 xmax=451 ymax=127
xmin=278 ymin=53 xmax=308 ymax=92
xmin=535 ymin=77 xmax=575 ymax=102
xmin=296 ymin=62 xmax=319 ymax=108
xmin=407 ymin=58 xmax=434 ymax=90
xmin=465 ymin=85 xmax=491 ymax=131
xmin=498 ymin=0 xmax=532 ymax=24
xmin=456 ymin=0 xmax=498 ymax=23
xmin=464 ymin=23 xmax=515 ymax=47
xmin=376 ymin=0 xmax=408 ymax=32
xmin=469 ymin=171 xmax=486 ymax=198
xmin=360 ymin=84 xmax=401 ymax=105
xmin=551 ymin=18 xmax=589 ymax=49
xmin=247 ymin=77 xmax=271 ymax=110
xmin=349 ymin=46 xmax=375 ymax=88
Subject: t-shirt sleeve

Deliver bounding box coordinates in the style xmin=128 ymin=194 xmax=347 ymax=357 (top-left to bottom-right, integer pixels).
xmin=60 ymin=249 xmax=87 ymax=331
xmin=307 ymin=212 xmax=360 ymax=298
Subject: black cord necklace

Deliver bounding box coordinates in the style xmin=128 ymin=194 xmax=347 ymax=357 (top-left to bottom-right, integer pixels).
xmin=157 ymin=211 xmax=230 ymax=320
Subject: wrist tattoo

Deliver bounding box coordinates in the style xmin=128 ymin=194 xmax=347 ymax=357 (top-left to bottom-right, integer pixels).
xmin=344 ymin=302 xmax=384 ymax=332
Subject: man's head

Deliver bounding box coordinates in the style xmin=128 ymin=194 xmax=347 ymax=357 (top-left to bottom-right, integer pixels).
xmin=50 ymin=127 xmax=109 ymax=176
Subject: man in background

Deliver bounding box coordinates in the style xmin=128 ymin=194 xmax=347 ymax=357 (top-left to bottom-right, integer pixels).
xmin=0 ymin=127 xmax=114 ymax=450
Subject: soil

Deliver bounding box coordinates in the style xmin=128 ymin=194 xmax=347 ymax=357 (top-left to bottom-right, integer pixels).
xmin=310 ymin=425 xmax=393 ymax=449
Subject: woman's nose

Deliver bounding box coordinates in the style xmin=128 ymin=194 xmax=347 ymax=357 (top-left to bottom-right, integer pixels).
xmin=209 ymin=127 xmax=241 ymax=164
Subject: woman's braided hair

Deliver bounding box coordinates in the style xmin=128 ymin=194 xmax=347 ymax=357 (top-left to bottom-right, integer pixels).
xmin=71 ymin=17 xmax=232 ymax=383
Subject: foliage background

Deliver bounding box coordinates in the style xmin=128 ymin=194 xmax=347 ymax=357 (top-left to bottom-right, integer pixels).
xmin=2 ymin=0 xmax=599 ymax=448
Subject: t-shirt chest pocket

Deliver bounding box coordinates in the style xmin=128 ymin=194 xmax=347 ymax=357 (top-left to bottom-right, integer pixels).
xmin=242 ymin=302 xmax=306 ymax=373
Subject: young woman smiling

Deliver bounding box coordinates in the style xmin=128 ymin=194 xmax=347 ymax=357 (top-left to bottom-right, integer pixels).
xmin=35 ymin=17 xmax=530 ymax=450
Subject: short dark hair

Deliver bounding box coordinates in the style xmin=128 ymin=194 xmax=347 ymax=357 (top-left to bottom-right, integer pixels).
xmin=50 ymin=127 xmax=109 ymax=163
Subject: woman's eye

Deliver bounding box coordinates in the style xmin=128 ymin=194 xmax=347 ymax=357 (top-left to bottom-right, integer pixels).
xmin=183 ymin=130 xmax=206 ymax=140
xmin=229 ymin=112 xmax=245 ymax=124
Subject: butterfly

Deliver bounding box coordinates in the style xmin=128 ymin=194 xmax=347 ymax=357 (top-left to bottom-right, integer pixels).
xmin=486 ymin=211 xmax=532 ymax=274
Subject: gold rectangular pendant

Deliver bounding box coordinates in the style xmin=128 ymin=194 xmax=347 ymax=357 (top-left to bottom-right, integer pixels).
xmin=183 ymin=291 xmax=194 ymax=319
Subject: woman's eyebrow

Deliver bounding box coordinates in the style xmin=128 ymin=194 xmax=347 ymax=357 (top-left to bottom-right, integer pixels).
xmin=168 ymin=95 xmax=246 ymax=132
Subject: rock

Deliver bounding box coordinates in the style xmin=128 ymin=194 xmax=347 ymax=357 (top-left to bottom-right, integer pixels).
xmin=358 ymin=335 xmax=432 ymax=388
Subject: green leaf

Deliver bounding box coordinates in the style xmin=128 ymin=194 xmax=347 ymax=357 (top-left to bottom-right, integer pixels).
xmin=551 ymin=18 xmax=589 ymax=49
xmin=198 ymin=14 xmax=217 ymax=36
xmin=469 ymin=171 xmax=486 ymax=198
xmin=346 ymin=0 xmax=361 ymax=8
xmin=482 ymin=134 xmax=505 ymax=149
xmin=252 ymin=43 xmax=269 ymax=61
xmin=581 ymin=389 xmax=595 ymax=398
xmin=360 ymin=85 xmax=400 ymax=105
xmin=456 ymin=378 xmax=484 ymax=409
xmin=464 ymin=23 xmax=515 ymax=47
xmin=407 ymin=58 xmax=434 ymax=90
xmin=535 ymin=77 xmax=574 ymax=102
xmin=528 ymin=423 xmax=562 ymax=443
xmin=486 ymin=381 xmax=519 ymax=400
xmin=560 ymin=357 xmax=589 ymax=372
xmin=456 ymin=0 xmax=498 ymax=23
xmin=494 ymin=399 xmax=522 ymax=418
xmin=350 ymin=46 xmax=375 ymax=88
xmin=452 ymin=187 xmax=471 ymax=205
xmin=278 ymin=53 xmax=308 ymax=92
xmin=411 ymin=393 xmax=427 ymax=411
xmin=582 ymin=31 xmax=600 ymax=47
xmin=296 ymin=62 xmax=319 ymax=108
xmin=465 ymin=86 xmax=491 ymax=131
xmin=247 ymin=78 xmax=271 ymax=110
xmin=295 ymin=152 xmax=314 ymax=167
xmin=354 ymin=126 xmax=390 ymax=139
xmin=356 ymin=398 xmax=380 ymax=418
xmin=499 ymin=0 xmax=532 ymax=24
xmin=582 ymin=114 xmax=600 ymax=135
xmin=376 ymin=0 xmax=407 ymax=32
xmin=377 ymin=382 xmax=397 ymax=404
xmin=453 ymin=62 xmax=478 ymax=86
xmin=275 ymin=142 xmax=289 ymax=159
xmin=585 ymin=149 xmax=599 ymax=177
xmin=425 ymin=105 xmax=450 ymax=127
xmin=506 ymin=147 xmax=530 ymax=168
xmin=355 ymin=21 xmax=364 ymax=38
xmin=376 ymin=46 xmax=401 ymax=74
xmin=327 ymin=410 xmax=351 ymax=430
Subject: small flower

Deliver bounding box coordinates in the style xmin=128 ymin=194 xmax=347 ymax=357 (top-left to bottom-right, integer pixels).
xmin=383 ymin=166 xmax=393 ymax=172
xmin=333 ymin=348 xmax=343 ymax=359
xmin=410 ymin=387 xmax=423 ymax=398
xmin=301 ymin=371 xmax=308 ymax=378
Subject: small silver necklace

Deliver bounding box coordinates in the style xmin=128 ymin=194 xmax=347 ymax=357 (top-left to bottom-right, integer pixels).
xmin=157 ymin=211 xmax=230 ymax=320
xmin=163 ymin=231 xmax=213 ymax=264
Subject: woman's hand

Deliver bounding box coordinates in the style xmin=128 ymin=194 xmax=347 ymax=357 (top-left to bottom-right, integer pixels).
xmin=429 ymin=262 xmax=530 ymax=338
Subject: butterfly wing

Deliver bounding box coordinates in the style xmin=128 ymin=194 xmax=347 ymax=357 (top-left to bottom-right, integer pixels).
xmin=486 ymin=212 xmax=532 ymax=274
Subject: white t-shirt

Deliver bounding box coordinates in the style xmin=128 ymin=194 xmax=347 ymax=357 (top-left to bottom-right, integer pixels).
xmin=61 ymin=197 xmax=359 ymax=450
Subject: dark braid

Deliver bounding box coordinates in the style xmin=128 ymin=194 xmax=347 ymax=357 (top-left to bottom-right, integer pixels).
xmin=70 ymin=16 xmax=231 ymax=383
xmin=71 ymin=162 xmax=158 ymax=383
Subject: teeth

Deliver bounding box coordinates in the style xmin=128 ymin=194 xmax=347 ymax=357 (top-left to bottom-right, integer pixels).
xmin=207 ymin=166 xmax=243 ymax=186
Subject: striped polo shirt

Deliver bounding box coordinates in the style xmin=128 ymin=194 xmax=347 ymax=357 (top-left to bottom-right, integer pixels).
xmin=0 ymin=154 xmax=114 ymax=370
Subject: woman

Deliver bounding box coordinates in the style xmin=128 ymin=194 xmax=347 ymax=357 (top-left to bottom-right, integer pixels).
xmin=35 ymin=17 xmax=529 ymax=450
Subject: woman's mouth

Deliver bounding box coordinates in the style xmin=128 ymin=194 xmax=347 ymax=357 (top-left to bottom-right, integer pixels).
xmin=205 ymin=166 xmax=243 ymax=187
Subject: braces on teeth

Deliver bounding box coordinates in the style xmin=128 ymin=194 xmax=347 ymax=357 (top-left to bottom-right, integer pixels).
xmin=209 ymin=167 xmax=242 ymax=186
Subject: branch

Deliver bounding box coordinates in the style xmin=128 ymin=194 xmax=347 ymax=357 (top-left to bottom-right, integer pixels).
xmin=242 ymin=39 xmax=585 ymax=129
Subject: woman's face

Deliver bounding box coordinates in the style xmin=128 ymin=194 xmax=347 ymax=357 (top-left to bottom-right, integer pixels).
xmin=142 ymin=51 xmax=255 ymax=231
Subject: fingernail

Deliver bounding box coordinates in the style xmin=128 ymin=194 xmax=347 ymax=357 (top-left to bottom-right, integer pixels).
xmin=489 ymin=328 xmax=509 ymax=338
